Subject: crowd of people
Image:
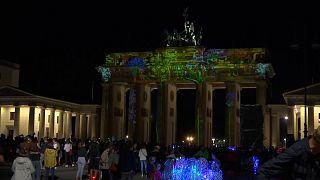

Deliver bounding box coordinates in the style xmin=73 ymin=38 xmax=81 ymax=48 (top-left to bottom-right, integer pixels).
xmin=1 ymin=127 xmax=319 ymax=180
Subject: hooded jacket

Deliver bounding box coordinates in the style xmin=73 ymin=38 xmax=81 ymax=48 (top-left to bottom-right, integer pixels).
xmin=11 ymin=156 xmax=35 ymax=180
xmin=257 ymin=137 xmax=320 ymax=179
xmin=44 ymin=148 xmax=57 ymax=168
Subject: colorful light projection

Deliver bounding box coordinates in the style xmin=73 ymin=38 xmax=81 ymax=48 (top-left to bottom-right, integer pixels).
xmin=96 ymin=65 xmax=111 ymax=82
xmin=227 ymin=145 xmax=237 ymax=151
xmin=128 ymin=57 xmax=145 ymax=78
xmin=101 ymin=47 xmax=268 ymax=83
xmin=225 ymin=92 xmax=236 ymax=109
xmin=162 ymin=157 xmax=223 ymax=180
xmin=128 ymin=89 xmax=136 ymax=124
xmin=255 ymin=63 xmax=270 ymax=79
xmin=252 ymin=155 xmax=260 ymax=175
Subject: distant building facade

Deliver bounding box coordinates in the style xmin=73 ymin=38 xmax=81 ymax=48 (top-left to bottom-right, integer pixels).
xmin=267 ymin=83 xmax=320 ymax=148
xmin=0 ymin=60 xmax=100 ymax=140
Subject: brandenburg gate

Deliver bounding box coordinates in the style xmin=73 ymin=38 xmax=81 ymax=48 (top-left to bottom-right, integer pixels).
xmin=97 ymin=46 xmax=274 ymax=147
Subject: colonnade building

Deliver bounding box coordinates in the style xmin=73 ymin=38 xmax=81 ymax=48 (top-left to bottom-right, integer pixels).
xmin=0 ymin=59 xmax=100 ymax=140
xmin=268 ymin=83 xmax=320 ymax=148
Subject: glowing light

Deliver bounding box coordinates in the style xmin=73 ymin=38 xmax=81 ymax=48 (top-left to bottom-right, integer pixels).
xmin=128 ymin=57 xmax=145 ymax=77
xmin=255 ymin=63 xmax=270 ymax=79
xmin=163 ymin=157 xmax=223 ymax=180
xmin=252 ymin=155 xmax=259 ymax=175
xmin=128 ymin=89 xmax=136 ymax=124
xmin=227 ymin=146 xmax=236 ymax=151
xmin=126 ymin=135 xmax=129 ymax=139
xmin=96 ymin=66 xmax=111 ymax=82
xmin=285 ymin=116 xmax=288 ymax=120
xmin=226 ymin=92 xmax=236 ymax=109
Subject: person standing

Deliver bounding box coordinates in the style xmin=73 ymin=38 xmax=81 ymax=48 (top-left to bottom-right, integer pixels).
xmin=11 ymin=141 xmax=35 ymax=180
xmin=40 ymin=137 xmax=48 ymax=170
xmin=44 ymin=140 xmax=57 ymax=180
xmin=52 ymin=138 xmax=60 ymax=167
xmin=100 ymin=144 xmax=111 ymax=180
xmin=29 ymin=137 xmax=41 ymax=180
xmin=257 ymin=126 xmax=320 ymax=179
xmin=109 ymin=146 xmax=120 ymax=180
xmin=119 ymin=141 xmax=135 ymax=180
xmin=63 ymin=139 xmax=72 ymax=167
xmin=138 ymin=144 xmax=148 ymax=177
xmin=88 ymin=137 xmax=100 ymax=177
xmin=76 ymin=141 xmax=87 ymax=180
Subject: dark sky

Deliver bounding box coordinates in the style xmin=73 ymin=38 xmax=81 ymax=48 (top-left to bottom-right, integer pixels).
xmin=0 ymin=2 xmax=320 ymax=104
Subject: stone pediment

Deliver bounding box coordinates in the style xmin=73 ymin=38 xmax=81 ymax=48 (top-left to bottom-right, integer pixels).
xmin=283 ymin=83 xmax=320 ymax=96
xmin=283 ymin=83 xmax=320 ymax=105
xmin=0 ymin=86 xmax=34 ymax=97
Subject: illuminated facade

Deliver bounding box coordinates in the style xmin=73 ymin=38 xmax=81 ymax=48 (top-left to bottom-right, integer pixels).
xmin=98 ymin=46 xmax=275 ymax=147
xmin=0 ymin=60 xmax=100 ymax=140
xmin=0 ymin=86 xmax=100 ymax=139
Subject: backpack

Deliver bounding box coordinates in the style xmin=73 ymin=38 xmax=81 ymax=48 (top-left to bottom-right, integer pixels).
xmin=89 ymin=143 xmax=100 ymax=157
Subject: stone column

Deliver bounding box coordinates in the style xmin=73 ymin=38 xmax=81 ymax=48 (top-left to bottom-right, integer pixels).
xmin=75 ymin=113 xmax=80 ymax=139
xmin=87 ymin=114 xmax=92 ymax=139
xmin=287 ymin=106 xmax=295 ymax=136
xmin=80 ymin=113 xmax=86 ymax=140
xmin=13 ymin=106 xmax=20 ymax=137
xmin=100 ymin=83 xmax=110 ymax=139
xmin=58 ymin=110 xmax=63 ymax=139
xmin=67 ymin=111 xmax=72 ymax=138
xmin=49 ymin=108 xmax=55 ymax=138
xmin=308 ymin=106 xmax=315 ymax=135
xmin=136 ymin=84 xmax=151 ymax=143
xmin=28 ymin=106 xmax=35 ymax=135
xmin=271 ymin=113 xmax=280 ymax=147
xmin=256 ymin=81 xmax=268 ymax=147
xmin=63 ymin=111 xmax=68 ymax=138
xmin=204 ymin=83 xmax=213 ymax=147
xmin=163 ymin=82 xmax=177 ymax=146
xmin=111 ymin=83 xmax=126 ymax=140
xmin=0 ymin=106 xmax=2 ymax=133
xmin=39 ymin=107 xmax=45 ymax=138
xmin=91 ymin=114 xmax=97 ymax=138
xmin=263 ymin=108 xmax=271 ymax=148
xmin=225 ymin=82 xmax=241 ymax=147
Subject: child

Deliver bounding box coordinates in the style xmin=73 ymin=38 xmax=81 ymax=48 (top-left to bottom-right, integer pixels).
xmin=11 ymin=142 xmax=35 ymax=180
xmin=150 ymin=163 xmax=162 ymax=180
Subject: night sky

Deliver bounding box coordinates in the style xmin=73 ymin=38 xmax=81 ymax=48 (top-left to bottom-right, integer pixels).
xmin=1 ymin=2 xmax=320 ymax=105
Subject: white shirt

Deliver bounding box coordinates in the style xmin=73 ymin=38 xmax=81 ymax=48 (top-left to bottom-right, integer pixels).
xmin=138 ymin=148 xmax=147 ymax=161
xmin=64 ymin=143 xmax=72 ymax=152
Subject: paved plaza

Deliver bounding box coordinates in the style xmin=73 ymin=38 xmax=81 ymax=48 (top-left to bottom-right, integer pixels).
xmin=0 ymin=162 xmax=149 ymax=180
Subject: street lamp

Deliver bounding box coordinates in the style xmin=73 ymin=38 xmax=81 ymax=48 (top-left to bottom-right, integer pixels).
xmin=212 ymin=138 xmax=216 ymax=147
xmin=186 ymin=136 xmax=194 ymax=146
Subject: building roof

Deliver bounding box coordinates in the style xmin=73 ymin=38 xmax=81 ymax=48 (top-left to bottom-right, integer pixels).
xmin=0 ymin=86 xmax=33 ymax=97
xmin=283 ymin=83 xmax=320 ymax=96
xmin=0 ymin=86 xmax=100 ymax=113
xmin=283 ymin=82 xmax=320 ymax=105
xmin=0 ymin=59 xmax=20 ymax=69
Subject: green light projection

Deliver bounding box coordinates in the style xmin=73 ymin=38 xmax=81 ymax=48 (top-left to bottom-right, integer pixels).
xmin=100 ymin=47 xmax=267 ymax=83
xmin=97 ymin=47 xmax=269 ymax=145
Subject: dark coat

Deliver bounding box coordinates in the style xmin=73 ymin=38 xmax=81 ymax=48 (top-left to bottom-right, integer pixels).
xmin=119 ymin=145 xmax=135 ymax=173
xmin=257 ymin=137 xmax=320 ymax=180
